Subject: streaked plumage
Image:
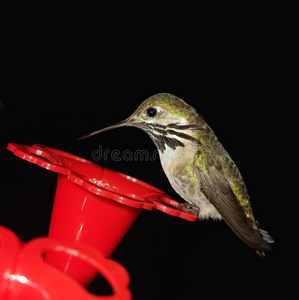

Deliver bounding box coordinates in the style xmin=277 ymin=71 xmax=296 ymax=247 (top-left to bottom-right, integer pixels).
xmin=79 ymin=93 xmax=274 ymax=257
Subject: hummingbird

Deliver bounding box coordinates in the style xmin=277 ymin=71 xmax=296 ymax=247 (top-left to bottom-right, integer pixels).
xmin=79 ymin=93 xmax=274 ymax=257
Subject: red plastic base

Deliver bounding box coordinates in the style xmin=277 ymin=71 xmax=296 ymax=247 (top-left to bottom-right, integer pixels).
xmin=0 ymin=226 xmax=131 ymax=300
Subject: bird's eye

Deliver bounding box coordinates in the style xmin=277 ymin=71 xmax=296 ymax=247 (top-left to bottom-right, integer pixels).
xmin=145 ymin=107 xmax=157 ymax=117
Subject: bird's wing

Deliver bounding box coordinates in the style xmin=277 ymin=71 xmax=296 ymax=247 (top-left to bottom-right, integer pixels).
xmin=195 ymin=159 xmax=271 ymax=254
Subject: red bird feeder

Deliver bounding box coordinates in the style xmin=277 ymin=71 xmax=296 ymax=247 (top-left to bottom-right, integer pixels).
xmin=6 ymin=143 xmax=197 ymax=294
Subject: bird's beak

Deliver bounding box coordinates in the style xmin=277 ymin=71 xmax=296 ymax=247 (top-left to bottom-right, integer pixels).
xmin=78 ymin=119 xmax=130 ymax=140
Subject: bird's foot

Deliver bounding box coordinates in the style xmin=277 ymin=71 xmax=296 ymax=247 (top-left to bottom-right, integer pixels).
xmin=177 ymin=202 xmax=200 ymax=215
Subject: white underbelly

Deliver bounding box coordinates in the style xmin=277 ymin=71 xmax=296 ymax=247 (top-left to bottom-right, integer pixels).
xmin=159 ymin=148 xmax=222 ymax=220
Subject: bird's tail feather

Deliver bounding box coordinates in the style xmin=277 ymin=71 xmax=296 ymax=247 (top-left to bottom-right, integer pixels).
xmin=259 ymin=228 xmax=274 ymax=244
xmin=254 ymin=221 xmax=274 ymax=258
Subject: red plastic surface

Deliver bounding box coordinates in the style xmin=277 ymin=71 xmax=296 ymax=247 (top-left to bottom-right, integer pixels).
xmin=7 ymin=143 xmax=69 ymax=175
xmin=47 ymin=173 xmax=143 ymax=286
xmin=0 ymin=226 xmax=131 ymax=300
xmin=7 ymin=143 xmax=197 ymax=286
xmin=7 ymin=143 xmax=197 ymax=221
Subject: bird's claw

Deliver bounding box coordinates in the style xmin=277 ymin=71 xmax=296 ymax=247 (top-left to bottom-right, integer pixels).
xmin=177 ymin=202 xmax=200 ymax=215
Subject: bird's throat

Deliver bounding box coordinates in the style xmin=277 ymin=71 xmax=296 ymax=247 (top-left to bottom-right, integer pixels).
xmin=136 ymin=122 xmax=202 ymax=153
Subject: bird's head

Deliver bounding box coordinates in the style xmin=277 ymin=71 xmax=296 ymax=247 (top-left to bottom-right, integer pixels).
xmin=79 ymin=93 xmax=205 ymax=152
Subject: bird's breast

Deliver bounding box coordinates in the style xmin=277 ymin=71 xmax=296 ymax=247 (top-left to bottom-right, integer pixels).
xmin=159 ymin=144 xmax=200 ymax=200
xmin=158 ymin=142 xmax=222 ymax=219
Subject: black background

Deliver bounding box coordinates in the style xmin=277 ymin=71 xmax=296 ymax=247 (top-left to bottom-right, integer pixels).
xmin=0 ymin=10 xmax=287 ymax=299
